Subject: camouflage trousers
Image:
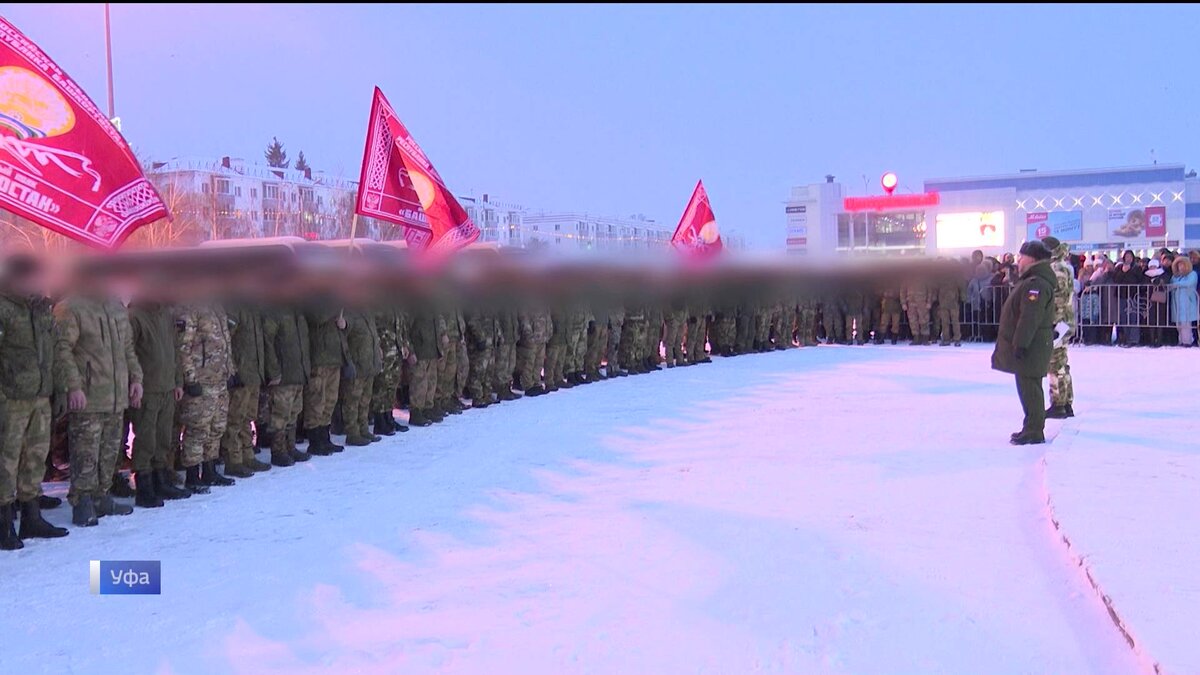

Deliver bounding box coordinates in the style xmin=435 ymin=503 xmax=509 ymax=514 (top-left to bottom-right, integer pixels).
xmin=735 ymin=314 xmax=755 ymax=352
xmin=878 ymin=311 xmax=902 ymax=337
xmin=606 ymin=321 xmax=623 ymax=371
xmin=644 ymin=320 xmax=663 ymax=364
xmin=516 ymin=342 xmax=546 ymax=390
xmin=371 ymin=361 xmax=402 ymax=415
xmin=585 ymin=324 xmax=609 ymax=375
xmin=797 ymin=309 xmax=817 ymax=346
xmin=267 ymin=385 xmax=303 ymax=456
xmin=339 ymin=376 xmax=372 ymax=438
xmin=686 ymin=317 xmax=708 ymax=361
xmin=1048 ymin=345 xmax=1073 ymax=407
xmin=437 ymin=340 xmax=461 ymax=404
xmin=569 ymin=329 xmax=589 ymax=374
xmin=180 ymin=384 xmax=229 ymax=467
xmin=67 ymin=411 xmax=124 ymax=505
xmin=131 ymin=391 xmax=177 ymax=473
xmin=620 ymin=322 xmax=645 ymax=367
xmin=664 ymin=316 xmax=686 ymax=365
xmin=409 ymin=359 xmax=438 ymax=410
xmin=304 ymin=366 xmax=341 ymax=429
xmin=219 ymin=385 xmax=258 ymax=467
xmin=456 ymin=340 xmax=469 ymax=395
xmin=938 ymin=304 xmax=962 ymax=343
xmin=0 ymin=397 xmax=50 ymax=505
xmin=544 ymin=343 xmax=566 ymax=390
xmin=905 ymin=305 xmax=930 ymax=338
xmin=823 ymin=309 xmax=844 ymax=343
xmin=755 ymin=312 xmax=771 ymax=346
xmin=493 ymin=342 xmax=517 ymax=394
xmin=467 ymin=346 xmax=495 ymax=401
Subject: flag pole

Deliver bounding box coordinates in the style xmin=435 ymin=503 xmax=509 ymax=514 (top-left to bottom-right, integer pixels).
xmin=104 ymin=3 xmax=115 ymax=119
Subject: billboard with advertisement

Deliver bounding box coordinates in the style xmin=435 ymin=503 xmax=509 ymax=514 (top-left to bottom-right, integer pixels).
xmin=1144 ymin=205 xmax=1167 ymax=238
xmin=786 ymin=205 xmax=808 ymax=249
xmin=1108 ymin=207 xmax=1168 ymax=239
xmin=1025 ymin=211 xmax=1082 ymax=241
xmin=935 ymin=211 xmax=1005 ymax=249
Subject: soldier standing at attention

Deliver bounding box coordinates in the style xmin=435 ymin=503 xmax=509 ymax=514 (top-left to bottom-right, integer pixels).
xmin=304 ymin=298 xmax=349 ymax=454
xmin=54 ymin=264 xmax=143 ymax=526
xmin=991 ymin=241 xmax=1056 ymax=445
xmin=436 ymin=302 xmax=466 ymax=416
xmin=584 ymin=293 xmax=611 ymax=381
xmin=663 ymin=290 xmax=688 ymax=367
xmin=261 ymin=295 xmax=312 ymax=466
xmin=936 ymin=262 xmax=967 ymax=347
xmin=878 ymin=287 xmax=903 ymax=345
xmin=606 ymin=296 xmax=627 ymax=377
xmin=464 ymin=304 xmax=497 ymax=408
xmin=492 ymin=296 xmax=521 ymax=401
xmin=340 ymin=305 xmax=383 ymax=446
xmin=902 ymin=278 xmax=932 ymax=345
xmin=515 ymin=295 xmax=550 ymax=395
xmin=372 ymin=296 xmax=411 ymax=434
xmin=1042 ymin=236 xmax=1076 ymax=419
xmin=220 ymin=296 xmax=272 ymax=478
xmin=0 ymin=255 xmax=70 ymax=549
xmin=176 ymin=297 xmax=236 ymax=490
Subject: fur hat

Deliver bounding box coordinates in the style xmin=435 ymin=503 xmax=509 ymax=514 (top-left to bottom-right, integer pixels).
xmin=1018 ymin=240 xmax=1051 ymax=261
xmin=1041 ymin=236 xmax=1061 ymax=251
xmin=1175 ymin=256 xmax=1194 ymax=277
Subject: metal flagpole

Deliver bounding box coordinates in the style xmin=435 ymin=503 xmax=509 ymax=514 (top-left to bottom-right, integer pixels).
xmin=104 ymin=3 xmax=115 ymax=119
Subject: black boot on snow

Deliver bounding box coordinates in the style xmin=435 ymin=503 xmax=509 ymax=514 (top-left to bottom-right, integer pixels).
xmin=71 ymin=496 xmax=99 ymax=527
xmin=1 ymin=504 xmax=23 ymax=550
xmin=408 ymin=409 xmax=433 ymax=427
xmin=374 ymin=412 xmax=396 ymax=437
xmin=306 ymin=427 xmax=335 ymax=456
xmin=18 ymin=499 xmax=69 ymax=538
xmin=184 ymin=465 xmax=211 ymax=494
xmin=201 ymin=460 xmax=235 ymax=486
xmin=133 ymin=471 xmax=164 ymax=508
xmin=38 ymin=495 xmax=62 ymax=509
xmin=155 ymin=469 xmax=191 ymax=499
xmin=1045 ymin=406 xmax=1070 ymax=420
xmin=110 ymin=472 xmax=135 ymax=498
xmin=95 ymin=495 xmax=134 ymax=516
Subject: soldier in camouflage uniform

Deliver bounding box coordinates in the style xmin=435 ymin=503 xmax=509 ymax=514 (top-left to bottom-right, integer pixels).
xmin=821 ymin=292 xmax=845 ymax=345
xmin=492 ymin=301 xmax=520 ymax=401
xmin=545 ymin=302 xmax=569 ymax=390
xmin=662 ymin=292 xmax=687 ymax=366
xmin=796 ymin=291 xmax=818 ymax=347
xmin=464 ymin=305 xmax=497 ymax=407
xmin=606 ymin=299 xmax=626 ymax=377
xmin=262 ymin=302 xmax=312 ymax=466
xmin=407 ymin=294 xmax=445 ymax=426
xmin=0 ymin=256 xmax=69 ymax=548
xmin=340 ymin=306 xmax=383 ymax=446
xmin=1043 ymin=237 xmax=1076 ymax=418
xmin=620 ymin=299 xmax=647 ymax=373
xmin=220 ymin=300 xmax=271 ymax=478
xmin=642 ymin=299 xmax=663 ymax=371
xmin=516 ymin=298 xmax=550 ymax=395
xmin=844 ymin=287 xmax=867 ymax=345
xmin=566 ymin=301 xmax=591 ymax=384
xmin=436 ymin=304 xmax=466 ymax=416
xmin=128 ymin=291 xmax=190 ymax=506
xmin=936 ymin=265 xmax=967 ymax=346
xmin=585 ymin=295 xmax=610 ymax=380
xmin=372 ymin=300 xmax=411 ymax=435
xmin=305 ymin=300 xmax=349 ymax=452
xmin=902 ymin=280 xmax=932 ymax=345
xmin=753 ymin=297 xmax=772 ymax=351
xmin=685 ymin=292 xmax=710 ymax=363
xmin=176 ymin=301 xmax=235 ymax=491
xmin=878 ymin=288 xmax=903 ymax=345
xmin=735 ymin=295 xmax=756 ymax=353
xmin=54 ymin=279 xmax=144 ymax=526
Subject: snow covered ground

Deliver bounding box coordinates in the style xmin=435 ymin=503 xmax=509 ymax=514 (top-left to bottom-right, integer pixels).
xmin=1 ymin=343 xmax=1184 ymax=675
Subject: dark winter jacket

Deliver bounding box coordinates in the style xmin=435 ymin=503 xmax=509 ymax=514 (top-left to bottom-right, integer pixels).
xmin=128 ymin=302 xmax=183 ymax=394
xmin=992 ymin=261 xmax=1056 ymax=378
xmin=0 ymin=293 xmax=56 ymax=400
xmin=227 ymin=303 xmax=267 ymax=388
xmin=306 ymin=300 xmax=348 ymax=369
xmin=262 ymin=306 xmax=311 ymax=386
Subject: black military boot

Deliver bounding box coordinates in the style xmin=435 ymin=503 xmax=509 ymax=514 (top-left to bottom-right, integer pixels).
xmin=200 ymin=460 xmax=236 ymax=486
xmin=18 ymin=499 xmax=69 ymax=538
xmin=245 ymin=453 xmax=272 ymax=473
xmin=110 ymin=472 xmax=135 ymax=498
xmin=306 ymin=427 xmax=335 ymax=456
xmin=38 ymin=495 xmax=62 ymax=509
xmin=393 ymin=415 xmax=410 ymax=432
xmin=1 ymin=504 xmax=23 ymax=550
xmin=473 ymin=396 xmax=491 ymax=409
xmin=133 ymin=472 xmax=164 ymax=508
xmin=95 ymin=495 xmax=134 ymax=516
xmin=429 ymin=405 xmax=445 ymax=422
xmin=1010 ymin=432 xmax=1046 ymax=446
xmin=224 ymin=462 xmax=255 ymax=479
xmin=154 ymin=469 xmax=192 ymax=499
xmin=1045 ymin=406 xmax=1070 ymax=420
xmin=184 ymin=465 xmax=211 ymax=494
xmin=270 ymin=449 xmax=295 ymax=468
xmin=408 ymin=409 xmax=432 ymax=427
xmin=288 ymin=428 xmax=312 ymax=463
xmin=445 ymin=398 xmax=464 ymax=415
xmin=374 ymin=412 xmax=396 ymax=437
xmin=524 ymin=386 xmax=543 ymax=397
xmin=1065 ymin=404 xmax=1075 ymax=417
xmin=256 ymin=429 xmax=274 ymax=451
xmin=71 ymin=496 xmax=99 ymax=527
xmin=324 ymin=425 xmax=344 ymax=452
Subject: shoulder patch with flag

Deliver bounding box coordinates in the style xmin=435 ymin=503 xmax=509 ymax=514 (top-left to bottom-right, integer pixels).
xmin=1027 ymin=288 xmax=1041 ymax=302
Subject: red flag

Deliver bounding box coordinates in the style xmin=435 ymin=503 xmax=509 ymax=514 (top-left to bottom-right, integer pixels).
xmin=355 ymin=87 xmax=478 ymax=256
xmin=671 ymin=180 xmax=722 ymax=256
xmin=0 ymin=17 xmax=168 ymax=249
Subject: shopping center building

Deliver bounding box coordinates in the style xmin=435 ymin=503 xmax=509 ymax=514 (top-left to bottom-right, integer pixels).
xmin=785 ymin=164 xmax=1200 ymax=258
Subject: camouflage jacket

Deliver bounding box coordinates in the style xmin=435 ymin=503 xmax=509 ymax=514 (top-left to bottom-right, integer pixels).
xmin=344 ymin=309 xmax=383 ymax=378
xmin=53 ymin=295 xmax=143 ymax=413
xmin=465 ymin=308 xmax=497 ymax=351
xmin=1050 ymin=243 xmax=1077 ymax=329
xmin=176 ymin=302 xmax=234 ymax=386
xmin=518 ymin=306 xmax=551 ymax=345
xmin=375 ymin=305 xmax=411 ymax=367
xmin=902 ymin=285 xmax=931 ymax=308
xmin=0 ymin=292 xmax=56 ymax=400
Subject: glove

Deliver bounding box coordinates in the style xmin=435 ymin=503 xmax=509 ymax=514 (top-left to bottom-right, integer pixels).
xmin=227 ymin=373 xmax=244 ymax=389
xmin=1053 ymin=322 xmax=1070 ymax=348
xmin=341 ymin=363 xmax=358 ymax=380
xmin=1014 ymin=347 xmax=1028 ymax=360
xmin=183 ymin=383 xmax=203 ymax=397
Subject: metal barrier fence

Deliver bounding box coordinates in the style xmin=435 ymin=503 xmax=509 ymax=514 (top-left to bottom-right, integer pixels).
xmin=962 ymin=283 xmax=1199 ymax=346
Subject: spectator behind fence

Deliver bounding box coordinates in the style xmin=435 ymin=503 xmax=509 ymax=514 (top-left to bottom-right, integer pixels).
xmin=1145 ymin=258 xmax=1171 ymax=347
xmin=1170 ymin=256 xmax=1197 ymax=347
xmin=1112 ymin=250 xmax=1146 ymax=348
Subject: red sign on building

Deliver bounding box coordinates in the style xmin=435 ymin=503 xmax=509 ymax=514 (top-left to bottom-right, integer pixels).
xmin=843 ymin=192 xmax=940 ymax=213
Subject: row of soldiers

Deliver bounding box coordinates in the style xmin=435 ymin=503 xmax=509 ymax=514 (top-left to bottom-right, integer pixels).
xmin=1 ymin=248 xmax=976 ymax=551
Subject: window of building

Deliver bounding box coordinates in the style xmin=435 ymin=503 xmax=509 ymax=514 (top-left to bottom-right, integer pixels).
xmin=215 ymin=179 xmax=230 ymax=194
xmin=235 ymin=186 xmax=242 ymax=197
xmin=554 ymin=223 xmax=561 ymax=232
xmin=263 ymin=184 xmax=279 ymax=200
xmin=202 ymin=183 xmax=210 ymax=194
xmin=251 ymin=188 xmax=258 ymax=199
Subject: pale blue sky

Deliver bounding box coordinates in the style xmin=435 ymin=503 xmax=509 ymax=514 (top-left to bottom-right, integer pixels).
xmin=3 ymin=3 xmax=1198 ymax=246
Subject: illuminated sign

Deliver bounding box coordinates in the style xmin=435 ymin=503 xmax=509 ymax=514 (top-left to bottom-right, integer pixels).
xmin=1026 ymin=211 xmax=1082 ymax=241
xmin=935 ymin=211 xmax=1005 ymax=249
xmin=843 ymin=192 xmax=939 ymax=212
xmin=881 ymin=172 xmax=898 ymax=195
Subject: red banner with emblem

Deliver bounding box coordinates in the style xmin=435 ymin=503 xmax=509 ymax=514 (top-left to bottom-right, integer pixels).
xmin=355 ymin=87 xmax=478 ymax=256
xmin=0 ymin=16 xmax=168 ymax=249
xmin=671 ymin=180 xmax=722 ymax=256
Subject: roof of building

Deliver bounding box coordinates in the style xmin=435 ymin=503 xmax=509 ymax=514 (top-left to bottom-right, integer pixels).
xmin=924 ymin=164 xmax=1187 ymax=193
